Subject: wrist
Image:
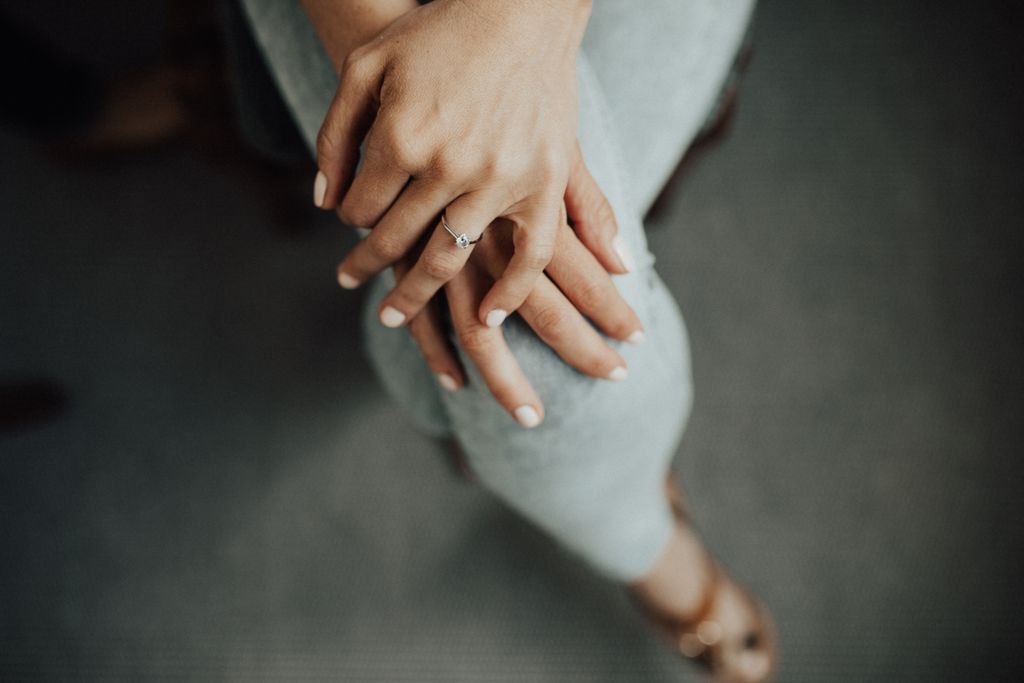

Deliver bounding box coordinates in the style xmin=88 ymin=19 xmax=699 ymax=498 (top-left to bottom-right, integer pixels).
xmin=464 ymin=0 xmax=591 ymax=52
xmin=301 ymin=0 xmax=419 ymax=71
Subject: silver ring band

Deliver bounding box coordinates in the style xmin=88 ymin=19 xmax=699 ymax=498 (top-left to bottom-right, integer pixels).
xmin=442 ymin=213 xmax=483 ymax=250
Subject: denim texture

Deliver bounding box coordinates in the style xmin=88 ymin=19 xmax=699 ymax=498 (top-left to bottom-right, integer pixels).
xmin=240 ymin=0 xmax=754 ymax=581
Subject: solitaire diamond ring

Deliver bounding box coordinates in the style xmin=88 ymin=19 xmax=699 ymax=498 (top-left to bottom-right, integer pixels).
xmin=441 ymin=213 xmax=483 ymax=250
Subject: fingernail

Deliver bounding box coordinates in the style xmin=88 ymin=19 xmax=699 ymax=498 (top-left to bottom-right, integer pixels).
xmin=626 ymin=330 xmax=646 ymax=345
xmin=612 ymin=235 xmax=636 ymax=273
xmin=437 ymin=373 xmax=458 ymax=392
xmin=514 ymin=405 xmax=541 ymax=428
xmin=313 ymin=170 xmax=328 ymax=208
xmin=380 ymin=306 xmax=406 ymax=328
xmin=485 ymin=309 xmax=508 ymax=328
xmin=337 ymin=271 xmax=360 ymax=289
xmin=607 ymin=366 xmax=628 ymax=382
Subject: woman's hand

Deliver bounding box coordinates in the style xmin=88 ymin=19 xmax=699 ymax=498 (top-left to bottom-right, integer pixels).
xmin=399 ymin=203 xmax=644 ymax=429
xmin=316 ymin=0 xmax=625 ymax=330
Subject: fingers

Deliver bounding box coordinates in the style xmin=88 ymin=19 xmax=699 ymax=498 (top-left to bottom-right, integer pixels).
xmin=472 ymin=233 xmax=630 ymax=381
xmin=544 ymin=222 xmax=646 ymax=344
xmin=477 ymin=194 xmax=559 ymax=328
xmin=392 ymin=259 xmax=465 ymax=392
xmin=336 ymin=123 xmax=412 ymax=227
xmin=563 ymin=141 xmax=634 ymax=274
xmin=374 ymin=189 xmax=504 ymax=328
xmin=335 ymin=179 xmax=451 ymax=289
xmin=446 ymin=264 xmax=545 ymax=428
xmin=314 ymin=51 xmax=381 ymax=209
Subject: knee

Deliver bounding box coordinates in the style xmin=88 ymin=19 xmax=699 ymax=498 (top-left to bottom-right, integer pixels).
xmin=443 ymin=270 xmax=692 ymax=452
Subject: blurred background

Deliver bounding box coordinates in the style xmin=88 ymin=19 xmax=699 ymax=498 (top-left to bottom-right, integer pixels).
xmin=1 ymin=0 xmax=1022 ymax=680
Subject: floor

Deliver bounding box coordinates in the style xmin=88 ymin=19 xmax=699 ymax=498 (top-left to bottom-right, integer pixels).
xmin=1 ymin=1 xmax=1022 ymax=680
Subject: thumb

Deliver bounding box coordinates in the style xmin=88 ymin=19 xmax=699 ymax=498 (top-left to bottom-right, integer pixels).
xmin=563 ymin=142 xmax=633 ymax=274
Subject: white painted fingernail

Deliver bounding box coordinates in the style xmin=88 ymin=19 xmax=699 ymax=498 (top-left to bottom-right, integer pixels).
xmin=437 ymin=373 xmax=458 ymax=392
xmin=627 ymin=330 xmax=646 ymax=345
xmin=337 ymin=271 xmax=360 ymax=289
xmin=313 ymin=171 xmax=328 ymax=208
xmin=380 ymin=306 xmax=406 ymax=328
xmin=485 ymin=309 xmax=508 ymax=328
xmin=612 ymin=235 xmax=636 ymax=273
xmin=514 ymin=405 xmax=541 ymax=428
xmin=607 ymin=366 xmax=628 ymax=382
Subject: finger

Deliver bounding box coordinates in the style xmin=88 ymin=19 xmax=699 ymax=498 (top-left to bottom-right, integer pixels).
xmin=375 ymin=189 xmax=504 ymax=328
xmin=335 ymin=179 xmax=451 ymax=289
xmin=477 ymin=194 xmax=559 ymax=328
xmin=314 ymin=52 xmax=380 ymax=210
xmin=446 ymin=265 xmax=544 ymax=428
xmin=473 ymin=234 xmax=630 ymax=380
xmin=564 ymin=141 xmax=633 ymax=274
xmin=392 ymin=259 xmax=465 ymax=392
xmin=544 ymin=222 xmax=646 ymax=344
xmin=336 ymin=123 xmax=412 ymax=228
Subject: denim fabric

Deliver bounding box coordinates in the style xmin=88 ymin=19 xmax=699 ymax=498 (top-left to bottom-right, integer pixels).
xmin=240 ymin=0 xmax=754 ymax=581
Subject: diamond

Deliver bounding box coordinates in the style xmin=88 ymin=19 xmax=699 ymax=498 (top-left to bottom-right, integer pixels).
xmin=455 ymin=233 xmax=470 ymax=249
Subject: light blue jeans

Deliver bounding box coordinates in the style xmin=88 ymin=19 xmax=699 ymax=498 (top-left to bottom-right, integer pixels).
xmin=242 ymin=0 xmax=755 ymax=582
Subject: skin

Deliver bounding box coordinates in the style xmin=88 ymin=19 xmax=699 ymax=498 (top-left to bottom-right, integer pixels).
xmin=315 ymin=0 xmax=613 ymax=324
xmin=302 ymin=0 xmax=642 ymax=426
xmin=298 ymin=3 xmax=777 ymax=679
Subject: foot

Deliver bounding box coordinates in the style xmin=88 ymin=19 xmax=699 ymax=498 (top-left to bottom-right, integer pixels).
xmin=627 ymin=476 xmax=777 ymax=683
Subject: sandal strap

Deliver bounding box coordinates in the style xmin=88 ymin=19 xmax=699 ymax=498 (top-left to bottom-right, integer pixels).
xmin=673 ymin=560 xmax=727 ymax=660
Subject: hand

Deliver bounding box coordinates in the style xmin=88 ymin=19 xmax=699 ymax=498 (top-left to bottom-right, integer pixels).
xmin=399 ymin=202 xmax=644 ymax=429
xmin=317 ymin=0 xmax=624 ymax=331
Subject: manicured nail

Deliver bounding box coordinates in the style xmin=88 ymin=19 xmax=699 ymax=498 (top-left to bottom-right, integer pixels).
xmin=612 ymin=235 xmax=636 ymax=272
xmin=607 ymin=366 xmax=628 ymax=382
xmin=337 ymin=271 xmax=360 ymax=289
xmin=626 ymin=330 xmax=646 ymax=345
xmin=313 ymin=170 xmax=328 ymax=208
xmin=380 ymin=306 xmax=406 ymax=328
xmin=485 ymin=309 xmax=508 ymax=328
xmin=437 ymin=373 xmax=458 ymax=392
xmin=514 ymin=405 xmax=541 ymax=428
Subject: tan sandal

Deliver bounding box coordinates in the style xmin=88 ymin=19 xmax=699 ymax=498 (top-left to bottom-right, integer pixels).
xmin=631 ymin=475 xmax=779 ymax=683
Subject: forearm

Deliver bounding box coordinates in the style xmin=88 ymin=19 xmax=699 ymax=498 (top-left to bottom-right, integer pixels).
xmin=300 ymin=0 xmax=419 ymax=71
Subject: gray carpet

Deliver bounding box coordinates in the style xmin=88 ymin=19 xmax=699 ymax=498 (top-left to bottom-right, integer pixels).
xmin=2 ymin=1 xmax=1021 ymax=680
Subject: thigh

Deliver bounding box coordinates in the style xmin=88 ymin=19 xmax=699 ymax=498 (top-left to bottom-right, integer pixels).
xmin=242 ymin=1 xmax=698 ymax=581
xmin=582 ymin=0 xmax=757 ymax=215
xmin=425 ymin=59 xmax=695 ymax=580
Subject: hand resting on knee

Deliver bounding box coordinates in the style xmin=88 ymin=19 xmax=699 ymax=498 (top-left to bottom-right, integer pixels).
xmin=301 ymin=0 xmax=643 ymax=428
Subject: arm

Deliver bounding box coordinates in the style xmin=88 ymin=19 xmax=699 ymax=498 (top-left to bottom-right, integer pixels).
xmin=301 ymin=0 xmax=643 ymax=427
xmin=311 ymin=0 xmax=628 ymax=321
xmin=299 ymin=0 xmax=418 ymax=71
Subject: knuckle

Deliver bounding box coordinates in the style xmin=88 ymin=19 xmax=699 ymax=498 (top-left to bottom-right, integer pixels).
xmin=339 ymin=194 xmax=372 ymax=227
xmin=457 ymin=325 xmax=494 ymax=355
xmin=420 ymin=249 xmax=460 ymax=281
xmin=432 ymin=148 xmax=471 ymax=182
xmin=341 ymin=48 xmax=373 ymax=83
xmin=487 ymin=155 xmax=521 ymax=184
xmin=316 ymin=126 xmax=339 ymax=163
xmin=590 ymin=193 xmax=616 ymax=230
xmin=367 ymin=231 xmax=405 ymax=262
xmin=538 ymin=150 xmax=569 ymax=184
xmin=533 ymin=305 xmax=570 ymax=339
xmin=375 ymin=119 xmax=421 ymax=169
xmin=521 ymin=243 xmax=554 ymax=271
xmin=574 ymin=278 xmax=608 ymax=313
